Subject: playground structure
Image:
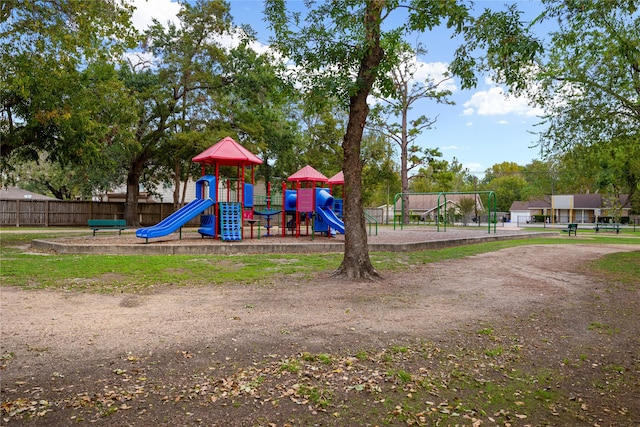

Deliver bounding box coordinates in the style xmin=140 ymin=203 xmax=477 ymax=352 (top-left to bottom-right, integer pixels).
xmin=136 ymin=137 xmax=345 ymax=242
xmin=393 ymin=191 xmax=497 ymax=233
xmin=136 ymin=137 xmax=262 ymax=242
xmin=136 ymin=175 xmax=217 ymax=242
xmin=281 ymin=165 xmax=344 ymax=238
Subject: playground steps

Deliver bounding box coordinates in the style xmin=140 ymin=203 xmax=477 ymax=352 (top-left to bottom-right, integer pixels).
xmin=220 ymin=202 xmax=242 ymax=241
xmin=198 ymin=214 xmax=216 ymax=237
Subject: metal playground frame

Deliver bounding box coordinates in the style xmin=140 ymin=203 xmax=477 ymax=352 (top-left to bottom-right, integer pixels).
xmin=392 ymin=191 xmax=497 ymax=234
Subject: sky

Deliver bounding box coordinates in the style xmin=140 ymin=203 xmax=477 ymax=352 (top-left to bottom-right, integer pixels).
xmin=130 ymin=0 xmax=552 ymax=177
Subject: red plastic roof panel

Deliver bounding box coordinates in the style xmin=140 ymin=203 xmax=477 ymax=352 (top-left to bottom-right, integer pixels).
xmin=287 ymin=165 xmax=329 ymax=182
xmin=328 ymin=171 xmax=344 ymax=184
xmin=192 ymin=137 xmax=263 ymax=166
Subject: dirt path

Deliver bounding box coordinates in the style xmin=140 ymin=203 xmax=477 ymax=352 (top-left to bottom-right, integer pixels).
xmin=1 ymin=243 xmax=639 ymax=426
xmin=0 ymin=244 xmax=626 ymax=360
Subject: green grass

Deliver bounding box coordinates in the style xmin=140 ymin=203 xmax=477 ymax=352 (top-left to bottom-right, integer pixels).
xmin=371 ymin=234 xmax=639 ymax=271
xmin=279 ymin=358 xmax=301 ymax=373
xmin=477 ymin=326 xmax=494 ymax=336
xmin=484 ymin=345 xmax=504 ymax=357
xmin=0 ymin=251 xmax=342 ymax=291
xmin=2 ymin=228 xmax=637 ymax=425
xmin=301 ymin=352 xmax=333 ymax=364
xmin=387 ymin=368 xmax=413 ymax=384
xmin=296 ymin=384 xmax=333 ymax=408
xmin=590 ymin=251 xmax=640 ymax=288
xmin=587 ymin=322 xmax=619 ymax=335
xmin=1 ymin=230 xmax=638 ymax=293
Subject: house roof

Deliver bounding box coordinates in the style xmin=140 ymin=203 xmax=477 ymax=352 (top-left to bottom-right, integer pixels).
xmin=0 ymin=186 xmax=58 ymax=200
xmin=509 ymin=201 xmax=531 ymax=211
xmin=192 ymin=136 xmax=263 ymax=166
xmin=510 ymin=194 xmax=632 ymax=211
xmin=287 ymin=165 xmax=328 ymax=182
xmin=573 ymin=193 xmax=602 ymax=209
xmin=526 ymin=198 xmax=552 ymax=208
xmin=615 ymin=194 xmax=630 ymax=208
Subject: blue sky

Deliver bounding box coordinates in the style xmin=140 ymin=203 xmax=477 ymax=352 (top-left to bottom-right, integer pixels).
xmin=131 ymin=0 xmax=551 ymax=176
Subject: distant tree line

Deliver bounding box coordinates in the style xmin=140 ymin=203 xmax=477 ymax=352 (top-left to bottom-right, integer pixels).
xmin=2 ymin=0 xmax=638 ymax=278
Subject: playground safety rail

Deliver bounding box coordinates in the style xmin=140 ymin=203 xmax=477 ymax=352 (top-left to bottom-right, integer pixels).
xmin=393 ymin=191 xmax=497 ymax=234
xmin=364 ymin=210 xmax=378 ymax=236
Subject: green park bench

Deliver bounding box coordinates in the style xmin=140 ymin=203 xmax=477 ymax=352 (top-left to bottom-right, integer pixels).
xmin=594 ymin=223 xmax=620 ymax=234
xmin=561 ymin=223 xmax=578 ymax=236
xmin=87 ymin=219 xmax=128 ymax=236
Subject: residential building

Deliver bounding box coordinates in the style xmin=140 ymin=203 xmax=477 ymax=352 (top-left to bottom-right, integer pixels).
xmin=510 ymin=194 xmax=631 ymax=225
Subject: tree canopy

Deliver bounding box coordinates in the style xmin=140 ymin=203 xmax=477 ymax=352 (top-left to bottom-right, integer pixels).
xmin=5 ymin=0 xmax=635 ymax=250
xmin=264 ymin=0 xmax=541 ymax=279
xmin=529 ymin=0 xmax=640 ymax=212
xmin=1 ymin=0 xmax=138 ymax=169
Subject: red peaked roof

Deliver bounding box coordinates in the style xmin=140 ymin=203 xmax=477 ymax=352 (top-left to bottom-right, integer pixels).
xmin=192 ymin=137 xmax=262 ymax=166
xmin=328 ymin=171 xmax=344 ymax=185
xmin=287 ymin=165 xmax=328 ymax=182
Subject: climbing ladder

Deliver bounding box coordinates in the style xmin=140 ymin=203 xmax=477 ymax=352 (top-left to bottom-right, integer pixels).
xmin=219 ymin=202 xmax=242 ymax=241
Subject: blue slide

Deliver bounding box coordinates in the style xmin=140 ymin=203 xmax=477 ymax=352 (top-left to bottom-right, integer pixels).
xmin=136 ymin=198 xmax=214 ymax=240
xmin=316 ymin=206 xmax=345 ymax=234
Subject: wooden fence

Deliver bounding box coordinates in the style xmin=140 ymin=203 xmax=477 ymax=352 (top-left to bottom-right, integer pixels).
xmin=0 ymin=200 xmax=202 ymax=227
xmin=1 ymin=199 xmax=388 ymax=229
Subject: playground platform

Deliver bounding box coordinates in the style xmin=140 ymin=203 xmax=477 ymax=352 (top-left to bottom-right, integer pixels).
xmin=31 ymin=226 xmax=558 ymax=255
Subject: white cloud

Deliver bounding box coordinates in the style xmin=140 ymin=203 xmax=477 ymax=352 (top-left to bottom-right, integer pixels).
xmin=127 ymin=1 xmax=272 ymax=67
xmin=131 ymin=0 xmax=271 ymax=54
xmin=413 ymin=61 xmax=457 ymax=93
xmin=463 ymin=86 xmax=542 ymax=117
xmin=465 ymin=121 xmax=473 ymax=127
xmin=464 ymin=163 xmax=484 ymax=173
xmin=216 ymin=28 xmax=271 ymax=55
xmin=440 ymin=145 xmax=458 ymax=151
xmin=131 ymin=0 xmax=181 ymax=31
xmin=122 ymin=51 xmax=155 ymax=70
xmin=498 ymin=120 xmax=509 ymax=125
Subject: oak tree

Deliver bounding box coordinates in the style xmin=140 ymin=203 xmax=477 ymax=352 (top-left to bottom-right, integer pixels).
xmin=265 ymin=0 xmax=540 ymax=279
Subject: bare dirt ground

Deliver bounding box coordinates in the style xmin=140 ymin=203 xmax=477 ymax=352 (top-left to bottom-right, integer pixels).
xmin=1 ymin=234 xmax=639 ymax=426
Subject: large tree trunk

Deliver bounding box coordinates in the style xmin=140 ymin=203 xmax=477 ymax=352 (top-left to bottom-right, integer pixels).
xmin=124 ymin=155 xmax=146 ymax=227
xmin=401 ymin=135 xmax=410 ymax=225
xmin=334 ymin=0 xmax=384 ymax=280
xmin=173 ymin=159 xmax=181 ymax=209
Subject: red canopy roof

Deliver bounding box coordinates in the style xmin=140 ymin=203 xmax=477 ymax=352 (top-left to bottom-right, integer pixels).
xmin=328 ymin=171 xmax=344 ymax=185
xmin=287 ymin=165 xmax=328 ymax=182
xmin=192 ymin=137 xmax=262 ymax=166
